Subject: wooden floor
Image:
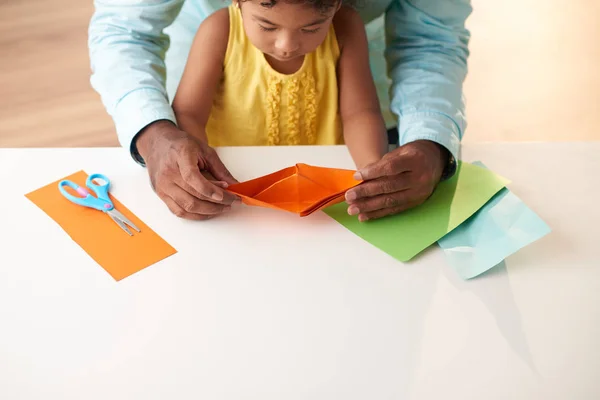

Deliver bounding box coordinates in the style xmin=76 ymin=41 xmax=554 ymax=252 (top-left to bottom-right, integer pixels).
xmin=1 ymin=0 xmax=598 ymax=148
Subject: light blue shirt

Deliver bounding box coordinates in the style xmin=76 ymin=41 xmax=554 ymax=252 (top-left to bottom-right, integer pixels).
xmin=88 ymin=0 xmax=472 ymax=170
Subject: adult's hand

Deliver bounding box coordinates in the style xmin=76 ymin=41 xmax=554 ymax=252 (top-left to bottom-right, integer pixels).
xmin=136 ymin=120 xmax=239 ymax=220
xmin=344 ymin=140 xmax=450 ymax=221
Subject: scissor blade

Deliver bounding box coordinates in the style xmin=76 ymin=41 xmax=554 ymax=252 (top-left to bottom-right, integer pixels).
xmin=108 ymin=212 xmax=133 ymax=236
xmin=109 ymin=209 xmax=141 ymax=233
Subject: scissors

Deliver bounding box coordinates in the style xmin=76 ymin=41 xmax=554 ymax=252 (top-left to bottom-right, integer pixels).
xmin=58 ymin=173 xmax=141 ymax=236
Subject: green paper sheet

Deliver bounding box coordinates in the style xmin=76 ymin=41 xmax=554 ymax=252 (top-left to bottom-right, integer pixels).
xmin=323 ymin=161 xmax=511 ymax=262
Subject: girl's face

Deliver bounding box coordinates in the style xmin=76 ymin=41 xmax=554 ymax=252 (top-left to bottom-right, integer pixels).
xmin=238 ymin=0 xmax=339 ymax=63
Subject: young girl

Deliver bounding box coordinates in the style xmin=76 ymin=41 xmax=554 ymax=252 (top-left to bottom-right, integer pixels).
xmin=172 ymin=0 xmax=388 ymax=170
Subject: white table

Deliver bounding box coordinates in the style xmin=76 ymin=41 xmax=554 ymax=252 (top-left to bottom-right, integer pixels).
xmin=1 ymin=143 xmax=598 ymax=400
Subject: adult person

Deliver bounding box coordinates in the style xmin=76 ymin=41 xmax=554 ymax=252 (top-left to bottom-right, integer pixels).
xmin=88 ymin=0 xmax=472 ymax=221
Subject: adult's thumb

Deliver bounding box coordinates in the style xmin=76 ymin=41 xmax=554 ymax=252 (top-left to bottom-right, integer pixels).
xmin=207 ymin=152 xmax=239 ymax=185
xmin=354 ymin=159 xmax=385 ymax=181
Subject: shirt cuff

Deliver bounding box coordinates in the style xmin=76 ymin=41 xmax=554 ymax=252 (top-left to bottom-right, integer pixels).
xmin=397 ymin=111 xmax=462 ymax=181
xmin=112 ymin=88 xmax=177 ymax=166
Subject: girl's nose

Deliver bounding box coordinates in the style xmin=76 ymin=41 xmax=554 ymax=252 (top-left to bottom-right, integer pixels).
xmin=275 ymin=33 xmax=299 ymax=55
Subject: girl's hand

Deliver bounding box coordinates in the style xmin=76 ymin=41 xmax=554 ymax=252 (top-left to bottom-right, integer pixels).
xmin=136 ymin=120 xmax=239 ymax=220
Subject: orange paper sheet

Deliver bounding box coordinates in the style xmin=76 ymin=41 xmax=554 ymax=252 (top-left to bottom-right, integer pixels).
xmin=226 ymin=163 xmax=361 ymax=216
xmin=25 ymin=171 xmax=177 ymax=281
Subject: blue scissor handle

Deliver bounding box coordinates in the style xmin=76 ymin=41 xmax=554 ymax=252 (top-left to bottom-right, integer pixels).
xmin=58 ymin=173 xmax=114 ymax=212
xmin=86 ymin=173 xmax=112 ymax=203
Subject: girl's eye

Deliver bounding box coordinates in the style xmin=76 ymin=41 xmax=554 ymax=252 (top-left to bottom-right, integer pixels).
xmin=259 ymin=25 xmax=277 ymax=32
xmin=302 ymin=28 xmax=321 ymax=34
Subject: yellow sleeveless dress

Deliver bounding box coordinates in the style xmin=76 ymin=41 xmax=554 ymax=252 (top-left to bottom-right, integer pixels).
xmin=204 ymin=5 xmax=343 ymax=146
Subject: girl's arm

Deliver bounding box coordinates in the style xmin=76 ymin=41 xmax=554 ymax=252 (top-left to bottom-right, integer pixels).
xmin=172 ymin=9 xmax=230 ymax=144
xmin=334 ymin=7 xmax=389 ymax=169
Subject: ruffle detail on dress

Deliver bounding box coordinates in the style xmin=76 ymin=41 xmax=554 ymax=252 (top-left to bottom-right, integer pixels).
xmin=266 ymin=75 xmax=282 ymax=145
xmin=286 ymin=77 xmax=301 ymax=145
xmin=302 ymin=71 xmax=317 ymax=145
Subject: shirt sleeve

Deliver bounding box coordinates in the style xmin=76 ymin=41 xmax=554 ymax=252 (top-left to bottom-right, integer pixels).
xmin=384 ymin=0 xmax=472 ymax=179
xmin=88 ymin=0 xmax=185 ymax=164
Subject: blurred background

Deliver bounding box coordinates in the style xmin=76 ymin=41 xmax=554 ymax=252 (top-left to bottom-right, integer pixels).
xmin=1 ymin=0 xmax=598 ymax=148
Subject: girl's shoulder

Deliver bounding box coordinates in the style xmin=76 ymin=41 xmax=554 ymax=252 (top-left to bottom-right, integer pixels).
xmin=196 ymin=7 xmax=231 ymax=43
xmin=192 ymin=6 xmax=239 ymax=66
xmin=332 ymin=5 xmax=366 ymax=52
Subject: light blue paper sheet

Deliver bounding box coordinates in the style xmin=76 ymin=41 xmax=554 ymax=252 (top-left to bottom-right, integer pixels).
xmin=437 ymin=162 xmax=551 ymax=280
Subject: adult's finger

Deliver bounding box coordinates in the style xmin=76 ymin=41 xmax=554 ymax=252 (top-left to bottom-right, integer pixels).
xmin=345 ymin=173 xmax=412 ymax=203
xmin=161 ymin=195 xmax=214 ymax=221
xmin=358 ymin=200 xmax=423 ymax=221
xmin=206 ymin=150 xmax=239 ymax=185
xmin=163 ymin=183 xmax=232 ymax=217
xmin=173 ymin=173 xmax=237 ymax=205
xmin=177 ymin=150 xmax=227 ymax=202
xmin=347 ymin=189 xmax=413 ymax=216
xmin=194 ymin=170 xmax=233 ymax=191
xmin=354 ymin=152 xmax=412 ymax=181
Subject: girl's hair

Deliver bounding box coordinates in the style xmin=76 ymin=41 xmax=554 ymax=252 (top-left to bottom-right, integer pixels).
xmin=240 ymin=0 xmax=354 ymax=14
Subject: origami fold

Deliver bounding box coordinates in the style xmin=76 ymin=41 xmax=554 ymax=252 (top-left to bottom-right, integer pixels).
xmin=226 ymin=163 xmax=361 ymax=216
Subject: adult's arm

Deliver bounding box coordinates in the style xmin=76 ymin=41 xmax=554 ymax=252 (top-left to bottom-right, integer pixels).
xmin=385 ymin=0 xmax=472 ymax=178
xmin=344 ymin=0 xmax=472 ymax=221
xmin=88 ymin=0 xmax=184 ymax=165
xmin=88 ymin=0 xmax=238 ymax=220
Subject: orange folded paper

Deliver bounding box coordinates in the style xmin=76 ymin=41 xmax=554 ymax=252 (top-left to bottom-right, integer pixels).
xmin=25 ymin=171 xmax=177 ymax=281
xmin=226 ymin=163 xmax=361 ymax=216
